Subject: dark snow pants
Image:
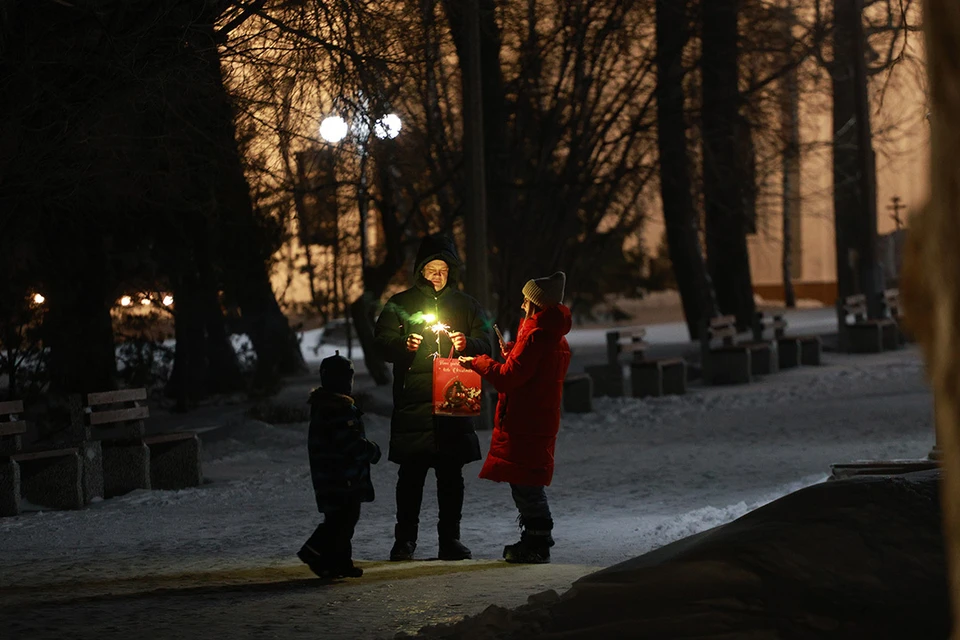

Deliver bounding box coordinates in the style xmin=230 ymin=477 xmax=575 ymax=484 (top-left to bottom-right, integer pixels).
xmin=304 ymin=501 xmax=361 ymax=563
xmin=395 ymin=461 xmax=465 ymax=542
xmin=510 ymin=484 xmax=552 ymax=524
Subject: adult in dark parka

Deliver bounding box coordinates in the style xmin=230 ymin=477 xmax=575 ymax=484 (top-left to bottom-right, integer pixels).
xmin=374 ymin=233 xmax=493 ymax=561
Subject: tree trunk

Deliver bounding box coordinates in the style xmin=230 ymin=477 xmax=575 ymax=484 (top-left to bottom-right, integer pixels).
xmin=168 ymin=272 xmax=207 ymax=411
xmin=780 ymin=35 xmax=801 ymax=309
xmin=44 ymin=234 xmax=117 ymax=395
xmin=656 ymin=0 xmax=716 ymax=340
xmin=832 ymin=0 xmax=881 ymax=322
xmin=702 ymin=0 xmax=756 ymax=330
xmin=442 ymin=0 xmax=510 ymax=320
xmin=196 ymin=26 xmax=307 ymax=386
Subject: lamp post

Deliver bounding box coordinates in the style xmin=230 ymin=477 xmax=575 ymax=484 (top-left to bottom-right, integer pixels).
xmin=319 ymin=109 xmax=402 ymax=278
xmin=319 ymin=106 xmax=401 ymax=374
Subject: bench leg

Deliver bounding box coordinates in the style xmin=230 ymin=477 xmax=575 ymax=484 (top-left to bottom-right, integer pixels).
xmin=630 ymin=362 xmax=664 ymax=398
xmin=661 ymin=362 xmax=687 ymax=395
xmin=148 ymin=435 xmax=203 ymax=490
xmin=799 ymin=337 xmax=822 ymax=366
xmin=0 ymin=459 xmax=20 ymax=517
xmin=847 ymin=324 xmax=883 ymax=354
xmin=80 ymin=442 xmax=104 ymax=504
xmin=103 ymin=441 xmax=151 ymax=498
xmin=584 ymin=364 xmax=624 ymax=397
xmin=563 ymin=376 xmax=594 ymax=413
xmin=777 ymin=339 xmax=801 ymax=369
xmin=708 ymin=350 xmax=752 ymax=385
xmin=881 ymin=323 xmax=900 ymax=351
xmin=19 ymin=452 xmax=84 ymax=510
xmin=750 ymin=345 xmax=775 ymax=376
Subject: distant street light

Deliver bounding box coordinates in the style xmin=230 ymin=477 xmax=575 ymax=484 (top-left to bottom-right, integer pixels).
xmin=32 ymin=293 xmax=45 ymax=305
xmin=162 ymin=295 xmax=174 ymax=307
xmin=120 ymin=296 xmax=132 ymax=307
xmin=140 ymin=298 xmax=151 ymax=306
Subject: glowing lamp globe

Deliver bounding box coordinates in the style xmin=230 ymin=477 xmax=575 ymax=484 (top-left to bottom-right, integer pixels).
xmin=319 ymin=116 xmax=348 ymax=143
xmin=375 ymin=113 xmax=402 ymax=140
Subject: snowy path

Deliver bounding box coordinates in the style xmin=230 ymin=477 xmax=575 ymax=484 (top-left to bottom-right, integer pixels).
xmin=0 ymin=345 xmax=935 ymax=638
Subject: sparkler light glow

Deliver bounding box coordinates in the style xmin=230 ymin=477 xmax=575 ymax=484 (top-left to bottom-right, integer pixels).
xmin=428 ymin=321 xmax=450 ymax=335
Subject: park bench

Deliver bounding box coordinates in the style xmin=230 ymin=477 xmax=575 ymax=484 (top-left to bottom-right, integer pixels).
xmin=1 ymin=400 xmax=84 ymax=515
xmin=619 ymin=328 xmax=687 ymax=398
xmin=562 ymin=373 xmax=594 ymax=413
xmin=68 ymin=388 xmax=203 ymax=497
xmin=584 ymin=327 xmax=687 ymax=398
xmin=881 ymin=288 xmax=911 ymax=346
xmin=700 ymin=315 xmax=768 ymax=385
xmin=839 ymin=294 xmax=898 ymax=353
xmin=752 ymin=312 xmax=822 ymax=369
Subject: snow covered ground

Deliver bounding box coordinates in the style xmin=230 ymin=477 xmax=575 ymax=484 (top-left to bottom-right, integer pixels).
xmin=0 ymin=323 xmax=935 ymax=639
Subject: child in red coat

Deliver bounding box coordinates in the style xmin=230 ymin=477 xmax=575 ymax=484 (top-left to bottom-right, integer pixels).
xmin=459 ymin=271 xmax=571 ymax=563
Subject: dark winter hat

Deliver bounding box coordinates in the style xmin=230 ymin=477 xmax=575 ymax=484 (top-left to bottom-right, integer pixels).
xmin=320 ymin=349 xmax=354 ymax=394
xmin=522 ymin=271 xmax=566 ymax=308
xmin=414 ymin=233 xmax=463 ymax=278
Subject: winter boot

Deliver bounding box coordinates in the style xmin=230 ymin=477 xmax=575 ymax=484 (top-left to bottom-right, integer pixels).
xmin=438 ymin=539 xmax=472 ymax=560
xmin=503 ymin=517 xmax=554 ymax=564
xmin=298 ymin=543 xmax=334 ymax=578
xmin=329 ymin=558 xmax=364 ymax=578
xmin=390 ymin=523 xmax=418 ymax=561
xmin=438 ymin=522 xmax=472 ymax=561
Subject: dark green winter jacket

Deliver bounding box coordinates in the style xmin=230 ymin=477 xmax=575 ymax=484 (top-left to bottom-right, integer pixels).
xmin=307 ymin=388 xmax=381 ymax=512
xmin=373 ymin=234 xmax=493 ymax=465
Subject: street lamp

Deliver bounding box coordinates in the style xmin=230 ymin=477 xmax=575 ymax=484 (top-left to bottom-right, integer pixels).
xmin=318 ymin=109 xmax=403 ymax=276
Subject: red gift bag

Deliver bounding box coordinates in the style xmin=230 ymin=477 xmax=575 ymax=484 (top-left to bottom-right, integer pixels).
xmin=433 ymin=349 xmax=482 ymax=416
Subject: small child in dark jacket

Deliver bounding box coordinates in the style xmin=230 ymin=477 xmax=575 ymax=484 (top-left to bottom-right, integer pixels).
xmin=298 ymin=350 xmax=381 ymax=579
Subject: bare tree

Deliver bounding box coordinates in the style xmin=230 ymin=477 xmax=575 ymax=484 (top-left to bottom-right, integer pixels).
xmin=655 ymin=0 xmax=717 ymax=339
xmin=441 ymin=0 xmax=661 ymax=332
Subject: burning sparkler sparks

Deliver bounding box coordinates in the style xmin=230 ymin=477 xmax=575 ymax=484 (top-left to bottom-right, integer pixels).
xmin=428 ymin=321 xmax=450 ymax=335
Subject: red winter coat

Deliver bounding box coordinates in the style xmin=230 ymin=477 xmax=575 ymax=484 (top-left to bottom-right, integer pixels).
xmin=469 ymin=304 xmax=572 ymax=486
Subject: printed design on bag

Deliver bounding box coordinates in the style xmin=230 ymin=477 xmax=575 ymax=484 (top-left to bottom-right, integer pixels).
xmin=433 ymin=356 xmax=482 ymax=416
xmin=440 ymin=378 xmax=482 ymax=414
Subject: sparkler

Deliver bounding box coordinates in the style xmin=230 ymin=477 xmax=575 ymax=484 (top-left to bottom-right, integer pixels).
xmin=421 ymin=312 xmax=450 ymax=358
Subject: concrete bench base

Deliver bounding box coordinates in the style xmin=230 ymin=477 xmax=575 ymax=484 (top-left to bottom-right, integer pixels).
xmin=846 ymin=322 xmax=882 ymax=353
xmin=799 ymin=336 xmax=822 ymax=366
xmin=777 ymin=338 xmax=802 ymax=369
xmin=102 ymin=441 xmax=150 ymax=498
xmin=740 ymin=342 xmax=774 ymax=376
xmin=881 ymin=321 xmax=901 ymax=351
xmin=630 ymin=359 xmax=687 ymax=397
xmin=563 ymin=374 xmax=594 ymax=413
xmin=0 ymin=458 xmax=19 ymax=517
xmin=80 ymin=441 xmax=104 ymax=504
xmin=145 ymin=433 xmax=203 ymax=490
xmin=705 ymin=347 xmax=753 ymax=386
xmin=16 ymin=448 xmax=84 ymax=510
xmin=777 ymin=336 xmax=822 ymax=368
xmin=584 ymin=364 xmax=624 ymax=397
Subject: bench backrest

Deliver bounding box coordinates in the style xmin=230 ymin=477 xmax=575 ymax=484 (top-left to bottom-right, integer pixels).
xmin=708 ymin=315 xmax=737 ymax=346
xmin=86 ymin=388 xmax=149 ymax=426
xmin=843 ymin=294 xmax=867 ymax=320
xmin=81 ymin=388 xmax=149 ymax=441
xmin=606 ymin=327 xmax=649 ymax=363
xmin=753 ymin=312 xmax=788 ymax=340
xmin=883 ymin=288 xmax=901 ymax=317
xmin=0 ymin=399 xmax=27 ymax=439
